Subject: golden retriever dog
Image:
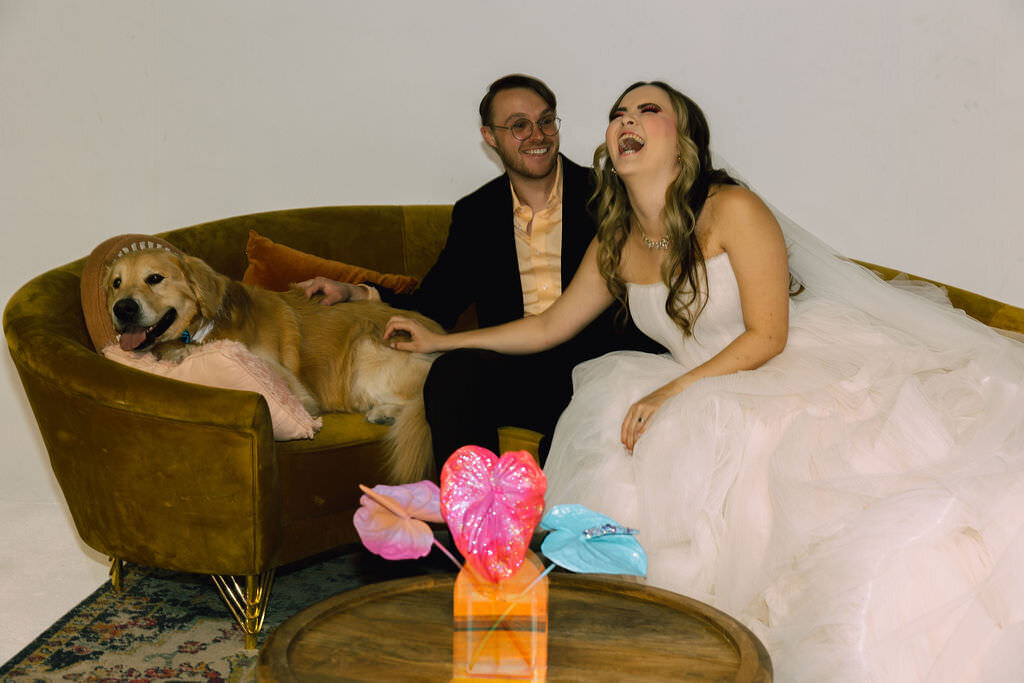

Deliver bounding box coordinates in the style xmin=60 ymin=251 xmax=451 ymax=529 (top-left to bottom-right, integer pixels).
xmin=103 ymin=246 xmax=441 ymax=482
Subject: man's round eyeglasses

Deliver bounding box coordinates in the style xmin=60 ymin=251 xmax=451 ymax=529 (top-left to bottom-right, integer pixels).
xmin=491 ymin=115 xmax=561 ymax=141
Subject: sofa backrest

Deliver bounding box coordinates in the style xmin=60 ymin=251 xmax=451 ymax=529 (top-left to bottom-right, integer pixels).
xmin=160 ymin=205 xmax=454 ymax=282
xmin=5 ymin=204 xmax=455 ymax=356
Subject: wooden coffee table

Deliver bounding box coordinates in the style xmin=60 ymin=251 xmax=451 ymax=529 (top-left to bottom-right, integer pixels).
xmin=258 ymin=572 xmax=771 ymax=681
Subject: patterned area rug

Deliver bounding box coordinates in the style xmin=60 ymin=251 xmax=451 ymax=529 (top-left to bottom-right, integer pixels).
xmin=0 ymin=545 xmax=454 ymax=682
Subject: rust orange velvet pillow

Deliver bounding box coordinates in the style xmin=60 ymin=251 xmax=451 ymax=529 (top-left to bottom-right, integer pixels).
xmin=242 ymin=231 xmax=418 ymax=294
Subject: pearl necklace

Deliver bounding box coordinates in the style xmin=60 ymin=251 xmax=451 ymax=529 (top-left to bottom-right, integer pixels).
xmin=638 ymin=227 xmax=670 ymax=251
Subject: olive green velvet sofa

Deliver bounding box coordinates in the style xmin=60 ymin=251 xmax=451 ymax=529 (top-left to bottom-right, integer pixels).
xmin=4 ymin=206 xmax=469 ymax=648
xmin=5 ymin=204 xmax=1024 ymax=648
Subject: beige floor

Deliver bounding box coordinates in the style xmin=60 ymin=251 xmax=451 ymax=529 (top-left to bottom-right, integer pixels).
xmin=0 ymin=498 xmax=108 ymax=664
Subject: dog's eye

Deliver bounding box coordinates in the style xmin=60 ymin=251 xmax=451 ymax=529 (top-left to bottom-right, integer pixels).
xmin=145 ymin=274 xmax=165 ymax=286
xmin=112 ymin=277 xmax=121 ymax=290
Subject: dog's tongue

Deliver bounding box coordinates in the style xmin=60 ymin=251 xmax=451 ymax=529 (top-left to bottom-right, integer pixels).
xmin=119 ymin=327 xmax=148 ymax=351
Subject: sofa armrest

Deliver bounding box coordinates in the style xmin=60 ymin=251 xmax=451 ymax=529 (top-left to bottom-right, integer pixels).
xmin=854 ymin=259 xmax=1024 ymax=335
xmin=498 ymin=426 xmax=543 ymax=464
xmin=7 ymin=266 xmax=272 ymax=420
xmin=5 ymin=269 xmax=283 ymax=575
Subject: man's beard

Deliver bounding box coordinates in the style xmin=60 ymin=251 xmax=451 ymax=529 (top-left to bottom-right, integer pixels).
xmin=495 ymin=141 xmax=558 ymax=179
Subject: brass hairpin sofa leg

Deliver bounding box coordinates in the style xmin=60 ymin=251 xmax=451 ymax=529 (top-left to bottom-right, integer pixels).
xmin=108 ymin=557 xmax=125 ymax=591
xmin=212 ymin=571 xmax=276 ymax=650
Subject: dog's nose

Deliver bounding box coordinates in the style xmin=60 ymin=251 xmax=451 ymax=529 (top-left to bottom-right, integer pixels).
xmin=113 ymin=298 xmax=140 ymax=323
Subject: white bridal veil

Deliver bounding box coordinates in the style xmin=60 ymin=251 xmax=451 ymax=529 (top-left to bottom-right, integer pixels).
xmin=718 ymin=157 xmax=1024 ymax=376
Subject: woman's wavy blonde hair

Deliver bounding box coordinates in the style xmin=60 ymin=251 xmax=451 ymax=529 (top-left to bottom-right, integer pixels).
xmin=591 ymin=81 xmax=738 ymax=336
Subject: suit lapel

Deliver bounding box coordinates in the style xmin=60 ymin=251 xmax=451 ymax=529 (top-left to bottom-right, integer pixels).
xmin=484 ymin=174 xmax=525 ymax=324
xmin=559 ymin=156 xmax=596 ymax=286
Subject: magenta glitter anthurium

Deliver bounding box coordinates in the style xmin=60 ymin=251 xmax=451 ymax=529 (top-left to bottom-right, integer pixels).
xmin=440 ymin=446 xmax=547 ymax=584
xmin=353 ymin=481 xmax=461 ymax=567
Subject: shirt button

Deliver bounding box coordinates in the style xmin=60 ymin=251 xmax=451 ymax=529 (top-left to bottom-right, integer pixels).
xmin=535 ymin=249 xmax=541 ymax=255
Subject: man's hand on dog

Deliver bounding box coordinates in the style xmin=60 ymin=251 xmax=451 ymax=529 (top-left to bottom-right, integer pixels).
xmin=298 ymin=277 xmax=375 ymax=305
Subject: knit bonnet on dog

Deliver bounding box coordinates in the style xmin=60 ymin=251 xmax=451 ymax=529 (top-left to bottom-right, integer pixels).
xmin=80 ymin=234 xmax=184 ymax=352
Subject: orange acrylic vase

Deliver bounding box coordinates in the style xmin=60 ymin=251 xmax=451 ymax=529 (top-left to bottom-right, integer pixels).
xmin=452 ymin=550 xmax=548 ymax=681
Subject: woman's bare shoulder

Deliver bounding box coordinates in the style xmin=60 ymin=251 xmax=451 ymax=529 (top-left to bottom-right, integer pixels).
xmin=703 ymin=184 xmax=780 ymax=249
xmin=707 ymin=184 xmax=771 ymax=217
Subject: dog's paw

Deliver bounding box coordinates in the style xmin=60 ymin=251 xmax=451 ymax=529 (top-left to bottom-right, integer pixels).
xmin=365 ymin=404 xmax=400 ymax=425
xmin=302 ymin=396 xmax=321 ymax=417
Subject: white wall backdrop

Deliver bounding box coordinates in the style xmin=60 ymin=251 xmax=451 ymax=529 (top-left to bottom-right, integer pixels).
xmin=1 ymin=0 xmax=1022 ymax=586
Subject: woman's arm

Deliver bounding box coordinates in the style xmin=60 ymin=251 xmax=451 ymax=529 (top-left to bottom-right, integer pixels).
xmin=622 ymin=187 xmax=790 ymax=449
xmin=385 ymin=239 xmax=616 ymax=354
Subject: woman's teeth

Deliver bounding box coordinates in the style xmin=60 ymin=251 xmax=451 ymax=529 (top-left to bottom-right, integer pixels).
xmin=619 ymin=133 xmax=645 ymax=153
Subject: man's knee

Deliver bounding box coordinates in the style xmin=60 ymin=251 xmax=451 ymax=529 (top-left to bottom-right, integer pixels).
xmin=424 ymin=350 xmax=505 ymax=469
xmin=423 ymin=348 xmax=499 ymax=409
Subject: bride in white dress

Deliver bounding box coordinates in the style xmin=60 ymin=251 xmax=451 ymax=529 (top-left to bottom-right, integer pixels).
xmin=386 ymin=81 xmax=1024 ymax=681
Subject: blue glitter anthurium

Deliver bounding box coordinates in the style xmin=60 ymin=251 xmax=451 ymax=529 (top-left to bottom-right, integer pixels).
xmin=539 ymin=504 xmax=647 ymax=576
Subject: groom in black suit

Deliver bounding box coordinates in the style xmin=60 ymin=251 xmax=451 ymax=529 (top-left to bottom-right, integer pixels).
xmin=302 ymin=74 xmax=656 ymax=473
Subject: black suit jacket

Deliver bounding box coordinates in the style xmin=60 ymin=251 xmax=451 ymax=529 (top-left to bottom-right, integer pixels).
xmin=375 ymin=155 xmax=661 ymax=361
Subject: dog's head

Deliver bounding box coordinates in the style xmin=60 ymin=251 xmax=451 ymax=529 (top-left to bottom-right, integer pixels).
xmin=103 ymin=249 xmax=226 ymax=351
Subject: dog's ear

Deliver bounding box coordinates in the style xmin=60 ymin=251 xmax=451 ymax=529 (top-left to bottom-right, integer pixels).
xmin=100 ymin=257 xmax=124 ymax=291
xmin=100 ymin=261 xmax=114 ymax=290
xmin=181 ymin=254 xmax=227 ymax=319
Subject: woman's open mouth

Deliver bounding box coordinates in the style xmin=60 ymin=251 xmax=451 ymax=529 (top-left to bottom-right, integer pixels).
xmin=618 ymin=132 xmax=645 ymax=155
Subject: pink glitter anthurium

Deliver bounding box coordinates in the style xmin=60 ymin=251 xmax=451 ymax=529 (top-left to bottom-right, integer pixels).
xmin=353 ymin=481 xmax=461 ymax=568
xmin=440 ymin=446 xmax=547 ymax=584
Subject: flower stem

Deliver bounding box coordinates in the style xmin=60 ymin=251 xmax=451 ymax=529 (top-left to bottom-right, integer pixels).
xmin=468 ymin=563 xmax=554 ymax=669
xmin=432 ymin=538 xmax=463 ymax=570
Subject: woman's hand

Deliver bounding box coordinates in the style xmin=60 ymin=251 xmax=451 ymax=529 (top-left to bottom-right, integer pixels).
xmin=621 ymin=385 xmax=677 ymax=452
xmin=385 ymin=316 xmax=447 ymax=353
